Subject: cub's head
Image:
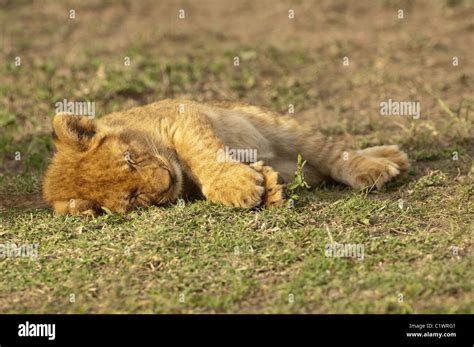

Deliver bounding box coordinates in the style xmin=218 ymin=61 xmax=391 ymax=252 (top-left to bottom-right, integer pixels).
xmin=43 ymin=114 xmax=183 ymax=216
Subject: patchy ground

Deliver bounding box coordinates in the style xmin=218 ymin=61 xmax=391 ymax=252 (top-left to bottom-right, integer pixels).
xmin=0 ymin=0 xmax=472 ymax=313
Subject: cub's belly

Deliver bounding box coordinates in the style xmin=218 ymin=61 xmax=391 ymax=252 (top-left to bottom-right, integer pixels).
xmin=204 ymin=108 xmax=275 ymax=162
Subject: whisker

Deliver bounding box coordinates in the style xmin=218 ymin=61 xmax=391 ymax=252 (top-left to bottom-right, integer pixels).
xmin=145 ymin=136 xmax=159 ymax=158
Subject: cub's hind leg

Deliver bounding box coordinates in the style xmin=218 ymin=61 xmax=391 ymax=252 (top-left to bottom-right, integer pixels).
xmin=295 ymin=135 xmax=407 ymax=190
xmin=219 ymin=103 xmax=407 ymax=191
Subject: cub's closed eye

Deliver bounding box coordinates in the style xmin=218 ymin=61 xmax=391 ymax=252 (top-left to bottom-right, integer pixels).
xmin=124 ymin=151 xmax=138 ymax=170
xmin=124 ymin=151 xmax=135 ymax=163
xmin=124 ymin=151 xmax=146 ymax=169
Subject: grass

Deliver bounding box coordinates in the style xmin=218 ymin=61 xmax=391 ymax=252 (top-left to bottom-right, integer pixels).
xmin=0 ymin=0 xmax=473 ymax=313
xmin=1 ymin=180 xmax=472 ymax=313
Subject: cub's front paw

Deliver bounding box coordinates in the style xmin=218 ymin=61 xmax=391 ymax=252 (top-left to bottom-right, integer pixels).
xmin=202 ymin=163 xmax=265 ymax=208
xmin=250 ymin=161 xmax=285 ymax=208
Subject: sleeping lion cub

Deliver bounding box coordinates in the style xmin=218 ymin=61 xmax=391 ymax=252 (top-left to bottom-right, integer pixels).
xmin=43 ymin=99 xmax=408 ymax=216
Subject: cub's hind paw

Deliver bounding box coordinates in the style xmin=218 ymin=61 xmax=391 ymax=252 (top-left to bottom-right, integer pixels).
xmin=358 ymin=145 xmax=409 ymax=173
xmin=350 ymin=157 xmax=401 ymax=190
xmin=250 ymin=161 xmax=285 ymax=208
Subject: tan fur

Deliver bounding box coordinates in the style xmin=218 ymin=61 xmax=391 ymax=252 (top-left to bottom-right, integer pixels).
xmin=42 ymin=99 xmax=409 ymax=216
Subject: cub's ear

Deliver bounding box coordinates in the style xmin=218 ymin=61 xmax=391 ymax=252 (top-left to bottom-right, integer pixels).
xmin=52 ymin=114 xmax=97 ymax=151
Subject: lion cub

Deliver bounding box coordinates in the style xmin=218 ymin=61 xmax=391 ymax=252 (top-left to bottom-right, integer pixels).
xmin=43 ymin=99 xmax=408 ymax=216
